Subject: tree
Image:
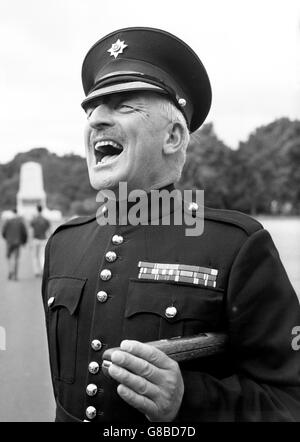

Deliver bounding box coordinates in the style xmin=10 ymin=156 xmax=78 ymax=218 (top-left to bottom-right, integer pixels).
xmin=179 ymin=123 xmax=233 ymax=209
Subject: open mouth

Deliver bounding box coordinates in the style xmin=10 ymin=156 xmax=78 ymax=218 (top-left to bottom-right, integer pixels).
xmin=94 ymin=140 xmax=124 ymax=164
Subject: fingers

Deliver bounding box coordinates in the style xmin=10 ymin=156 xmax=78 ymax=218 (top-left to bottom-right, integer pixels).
xmin=107 ymin=339 xmax=184 ymax=422
xmin=110 ymin=348 xmax=161 ymax=384
xmin=117 ymin=384 xmax=157 ymax=419
xmin=109 ymin=362 xmax=182 ymax=422
xmin=120 ymin=339 xmax=175 ymax=370
xmin=108 ymin=362 xmax=160 ymax=400
xmin=109 ymin=340 xmax=178 ymax=384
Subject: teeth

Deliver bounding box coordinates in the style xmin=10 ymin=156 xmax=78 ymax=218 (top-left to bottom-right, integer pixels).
xmin=94 ymin=140 xmax=122 ymax=151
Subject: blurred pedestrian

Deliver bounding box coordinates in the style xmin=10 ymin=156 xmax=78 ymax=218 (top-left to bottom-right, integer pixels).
xmin=1 ymin=208 xmax=28 ymax=281
xmin=30 ymin=205 xmax=50 ymax=277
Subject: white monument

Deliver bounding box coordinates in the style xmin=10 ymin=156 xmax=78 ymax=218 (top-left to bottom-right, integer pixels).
xmin=17 ymin=161 xmax=62 ymax=221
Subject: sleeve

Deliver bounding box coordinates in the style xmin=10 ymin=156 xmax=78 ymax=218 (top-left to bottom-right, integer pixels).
xmin=41 ymin=236 xmax=52 ymax=307
xmin=176 ymin=229 xmax=300 ymax=422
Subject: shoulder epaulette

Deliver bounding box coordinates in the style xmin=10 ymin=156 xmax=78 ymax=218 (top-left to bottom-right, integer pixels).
xmin=204 ymin=206 xmax=263 ymax=236
xmin=51 ymin=215 xmax=96 ymax=236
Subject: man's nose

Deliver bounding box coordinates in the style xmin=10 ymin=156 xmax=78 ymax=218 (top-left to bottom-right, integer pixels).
xmin=88 ymin=104 xmax=114 ymax=129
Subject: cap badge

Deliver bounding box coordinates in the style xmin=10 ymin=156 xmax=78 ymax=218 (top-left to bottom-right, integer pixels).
xmin=107 ymin=39 xmax=128 ymax=58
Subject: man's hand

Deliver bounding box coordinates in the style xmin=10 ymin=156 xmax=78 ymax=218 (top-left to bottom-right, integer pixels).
xmin=108 ymin=339 xmax=184 ymax=422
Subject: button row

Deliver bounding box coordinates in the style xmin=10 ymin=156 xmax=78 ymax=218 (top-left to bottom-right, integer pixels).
xmin=100 ymin=269 xmax=111 ymax=281
xmin=112 ymin=234 xmax=123 ymax=245
xmin=91 ymin=339 xmax=102 ymax=351
xmin=86 ymin=383 xmax=98 ymax=396
xmin=86 ymin=234 xmax=124 ymax=420
xmin=97 ymin=290 xmax=108 ymax=303
xmin=86 ymin=406 xmax=97 ymax=420
xmin=105 ymin=251 xmax=117 ymax=262
xmin=88 ymin=361 xmax=100 ymax=374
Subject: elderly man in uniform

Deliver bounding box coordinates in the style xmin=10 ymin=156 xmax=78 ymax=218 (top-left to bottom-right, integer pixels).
xmin=42 ymin=27 xmax=300 ymax=422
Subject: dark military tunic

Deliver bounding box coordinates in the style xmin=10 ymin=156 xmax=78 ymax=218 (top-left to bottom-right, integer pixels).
xmin=42 ymin=196 xmax=300 ymax=422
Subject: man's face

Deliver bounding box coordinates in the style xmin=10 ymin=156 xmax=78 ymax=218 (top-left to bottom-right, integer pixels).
xmin=84 ymin=91 xmax=170 ymax=192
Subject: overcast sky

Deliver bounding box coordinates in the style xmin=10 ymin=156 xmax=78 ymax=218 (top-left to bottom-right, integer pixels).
xmin=0 ymin=0 xmax=299 ymax=163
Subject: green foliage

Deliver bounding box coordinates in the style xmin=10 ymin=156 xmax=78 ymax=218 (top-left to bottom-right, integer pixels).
xmin=0 ymin=117 xmax=299 ymax=215
xmin=178 ymin=118 xmax=300 ymax=215
xmin=179 ymin=123 xmax=233 ymax=208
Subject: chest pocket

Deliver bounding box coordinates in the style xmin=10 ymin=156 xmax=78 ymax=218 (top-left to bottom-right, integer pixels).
xmin=47 ymin=277 xmax=86 ymax=383
xmin=123 ymin=279 xmax=224 ymax=342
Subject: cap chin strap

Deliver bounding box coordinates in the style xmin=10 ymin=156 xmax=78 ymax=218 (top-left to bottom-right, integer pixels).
xmin=81 ymin=81 xmax=166 ymax=109
xmin=81 ymin=77 xmax=189 ymax=128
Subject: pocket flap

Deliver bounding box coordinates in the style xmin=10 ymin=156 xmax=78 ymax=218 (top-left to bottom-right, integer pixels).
xmin=47 ymin=277 xmax=87 ymax=315
xmin=125 ymin=279 xmax=223 ymax=325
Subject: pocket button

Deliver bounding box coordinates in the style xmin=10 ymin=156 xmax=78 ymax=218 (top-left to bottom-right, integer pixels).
xmin=165 ymin=306 xmax=177 ymax=319
xmin=47 ymin=297 xmax=55 ymax=307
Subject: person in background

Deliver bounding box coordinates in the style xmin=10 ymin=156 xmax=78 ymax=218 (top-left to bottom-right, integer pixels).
xmin=2 ymin=208 xmax=28 ymax=281
xmin=30 ymin=204 xmax=50 ymax=277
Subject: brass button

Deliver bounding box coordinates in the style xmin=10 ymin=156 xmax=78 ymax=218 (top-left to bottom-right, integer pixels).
xmin=47 ymin=297 xmax=55 ymax=307
xmin=165 ymin=306 xmax=177 ymax=319
xmin=100 ymin=269 xmax=112 ymax=281
xmin=112 ymin=235 xmax=123 ymax=245
xmin=86 ymin=383 xmax=98 ymax=396
xmin=97 ymin=291 xmax=108 ymax=303
xmin=105 ymin=251 xmax=117 ymax=262
xmin=88 ymin=361 xmax=100 ymax=374
xmin=178 ymin=97 xmax=186 ymax=107
xmin=85 ymin=406 xmax=97 ymax=420
xmin=91 ymin=339 xmax=102 ymax=351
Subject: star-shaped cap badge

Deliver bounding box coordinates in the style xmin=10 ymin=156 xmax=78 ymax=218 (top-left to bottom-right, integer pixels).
xmin=107 ymin=39 xmax=128 ymax=58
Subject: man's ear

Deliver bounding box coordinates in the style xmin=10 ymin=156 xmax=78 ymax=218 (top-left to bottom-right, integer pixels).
xmin=162 ymin=122 xmax=185 ymax=155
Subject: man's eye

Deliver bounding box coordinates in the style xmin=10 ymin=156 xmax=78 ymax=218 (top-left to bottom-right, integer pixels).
xmin=118 ymin=104 xmax=134 ymax=112
xmin=85 ymin=108 xmax=94 ymax=119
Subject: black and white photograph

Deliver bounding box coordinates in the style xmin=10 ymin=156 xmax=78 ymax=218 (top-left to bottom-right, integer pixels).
xmin=0 ymin=0 xmax=299 ymax=427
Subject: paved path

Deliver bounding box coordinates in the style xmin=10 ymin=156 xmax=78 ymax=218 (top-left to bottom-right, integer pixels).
xmin=0 ymin=238 xmax=55 ymax=421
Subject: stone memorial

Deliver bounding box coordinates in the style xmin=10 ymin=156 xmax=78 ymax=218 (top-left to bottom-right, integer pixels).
xmin=17 ymin=161 xmax=62 ymax=221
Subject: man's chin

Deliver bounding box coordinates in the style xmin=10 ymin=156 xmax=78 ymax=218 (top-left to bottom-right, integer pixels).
xmin=89 ymin=172 xmax=122 ymax=192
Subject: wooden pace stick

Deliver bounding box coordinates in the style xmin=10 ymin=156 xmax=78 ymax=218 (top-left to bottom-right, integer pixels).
xmin=101 ymin=332 xmax=228 ymax=377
